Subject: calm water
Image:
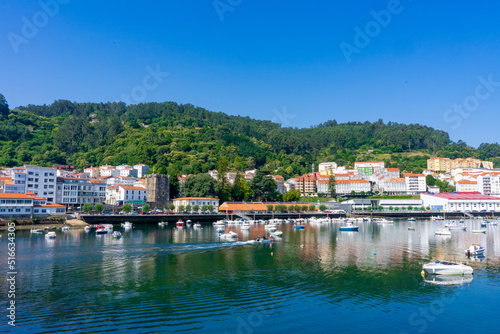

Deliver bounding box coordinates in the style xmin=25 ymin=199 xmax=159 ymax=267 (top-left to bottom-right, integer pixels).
xmin=1 ymin=219 xmax=500 ymax=334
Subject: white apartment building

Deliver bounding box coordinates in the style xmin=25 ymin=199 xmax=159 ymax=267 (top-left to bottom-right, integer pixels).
xmin=133 ymin=164 xmax=150 ymax=178
xmin=404 ymin=173 xmax=426 ymax=195
xmin=335 ymin=180 xmax=371 ymax=195
xmin=421 ymin=192 xmax=500 ymax=212
xmin=119 ymin=167 xmax=138 ymax=177
xmin=384 ymin=178 xmax=407 ymax=195
xmin=100 ymin=168 xmax=121 ymax=177
xmin=106 ymin=176 xmax=137 ymax=186
xmin=56 ymin=177 xmax=106 ymax=209
xmin=0 ymin=193 xmax=33 ymax=217
xmin=24 ymin=165 xmax=57 ymax=203
xmin=106 ymin=185 xmax=147 ymax=206
xmin=456 ymin=180 xmax=479 ymax=192
xmin=84 ymin=167 xmax=100 ymax=178
xmin=477 ymin=174 xmax=500 ymax=195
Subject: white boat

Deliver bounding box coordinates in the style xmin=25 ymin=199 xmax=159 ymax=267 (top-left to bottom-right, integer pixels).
xmin=122 ymin=221 xmax=133 ymax=228
xmin=465 ymin=244 xmax=485 ymax=256
xmin=422 ymin=260 xmax=473 ymax=275
xmin=444 ymin=221 xmax=458 ymax=228
xmin=434 ymin=228 xmax=451 ymax=235
xmin=408 ymin=226 xmax=415 ymax=231
xmin=45 ymin=231 xmax=56 ymax=238
xmin=472 ymin=229 xmax=486 ymax=234
xmin=96 ymin=227 xmax=108 ymax=234
xmin=272 ymin=230 xmax=283 ymax=237
xmin=31 ymin=228 xmax=43 ymax=233
xmin=84 ymin=226 xmax=91 ymax=232
xmin=186 ymin=220 xmax=192 ymax=225
xmin=193 ymin=223 xmax=202 ymax=228
xmin=375 ymin=218 xmax=394 ymax=224
xmin=408 ymin=217 xmax=416 ymax=222
xmin=112 ymin=231 xmax=122 ymax=238
xmin=158 ymin=221 xmax=165 ymax=226
xmin=430 ymin=216 xmax=445 ymax=221
xmin=61 ymin=226 xmax=70 ymax=231
xmin=340 ymin=222 xmax=359 ymax=231
xmin=219 ymin=231 xmax=238 ymax=240
xmin=216 ymin=227 xmax=225 ymax=233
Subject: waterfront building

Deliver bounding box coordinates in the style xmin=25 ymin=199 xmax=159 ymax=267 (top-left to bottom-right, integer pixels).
xmin=106 ymin=184 xmax=147 ymax=207
xmin=133 ymin=164 xmax=150 ymax=178
xmin=456 ymin=180 xmax=478 ymax=192
xmin=56 ymin=177 xmax=106 ymax=209
xmin=0 ymin=193 xmax=34 ymax=218
xmin=421 ymin=192 xmax=500 ymax=212
xmin=335 ymin=179 xmax=371 ymax=195
xmin=384 ymin=178 xmax=406 ymax=195
xmin=173 ymin=197 xmax=219 ymax=213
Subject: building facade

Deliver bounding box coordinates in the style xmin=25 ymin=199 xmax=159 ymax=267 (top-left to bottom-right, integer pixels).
xmin=173 ymin=197 xmax=219 ymax=213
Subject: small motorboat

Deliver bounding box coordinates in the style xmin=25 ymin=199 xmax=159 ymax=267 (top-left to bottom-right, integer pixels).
xmin=45 ymin=231 xmax=56 ymax=238
xmin=219 ymin=231 xmax=238 ymax=240
xmin=256 ymin=236 xmax=274 ymax=244
xmin=186 ymin=220 xmax=192 ymax=225
xmin=31 ymin=228 xmax=43 ymax=233
xmin=112 ymin=231 xmax=122 ymax=239
xmin=430 ymin=216 xmax=445 ymax=221
xmin=434 ymin=228 xmax=451 ymax=235
xmin=465 ymin=244 xmax=485 ymax=256
xmin=84 ymin=226 xmax=91 ymax=232
xmin=96 ymin=227 xmax=108 ymax=234
xmin=123 ymin=222 xmax=133 ymax=228
xmin=422 ymin=260 xmax=473 ymax=275
xmin=408 ymin=218 xmax=416 ymax=222
xmin=193 ymin=223 xmax=202 ymax=228
xmin=472 ymin=229 xmax=486 ymax=234
xmin=176 ymin=220 xmax=184 ymax=227
xmin=61 ymin=226 xmax=70 ymax=232
xmin=375 ymin=218 xmax=394 ymax=224
xmin=273 ymin=230 xmax=283 ymax=237
xmin=158 ymin=221 xmax=165 ymax=226
xmin=408 ymin=226 xmax=415 ymax=231
xmin=216 ymin=227 xmax=225 ymax=233
xmin=340 ymin=222 xmax=359 ymax=231
xmin=293 ymin=225 xmax=305 ymax=230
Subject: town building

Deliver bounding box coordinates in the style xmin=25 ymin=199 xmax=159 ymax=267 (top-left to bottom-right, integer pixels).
xmin=427 ymin=157 xmax=493 ymax=173
xmin=384 ymin=178 xmax=406 ymax=195
xmin=145 ymin=174 xmax=170 ymax=209
xmin=24 ymin=165 xmax=57 ymax=203
xmin=456 ymin=180 xmax=478 ymax=192
xmin=133 ymin=164 xmax=150 ymax=178
xmin=56 ymin=177 xmax=106 ymax=209
xmin=173 ymin=197 xmax=219 ymax=213
xmin=106 ymin=184 xmax=147 ymax=207
xmin=354 ymin=161 xmax=385 ymax=176
xmin=404 ymin=173 xmax=426 ymax=194
xmin=421 ymin=192 xmax=500 ymax=212
xmin=318 ymin=162 xmax=338 ymax=172
xmin=335 ymin=179 xmax=371 ymax=195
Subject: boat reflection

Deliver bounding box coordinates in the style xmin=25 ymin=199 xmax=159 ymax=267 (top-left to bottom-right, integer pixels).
xmin=423 ymin=274 xmax=474 ymax=286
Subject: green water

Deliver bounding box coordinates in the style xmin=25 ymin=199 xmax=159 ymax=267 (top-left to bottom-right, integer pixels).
xmin=1 ymin=219 xmax=499 ymax=333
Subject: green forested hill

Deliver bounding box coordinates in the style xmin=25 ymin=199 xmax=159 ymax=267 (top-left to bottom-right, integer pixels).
xmin=1 ymin=99 xmax=499 ymax=179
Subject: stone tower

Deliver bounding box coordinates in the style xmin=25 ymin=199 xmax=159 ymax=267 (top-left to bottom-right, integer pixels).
xmin=145 ymin=174 xmax=170 ymax=209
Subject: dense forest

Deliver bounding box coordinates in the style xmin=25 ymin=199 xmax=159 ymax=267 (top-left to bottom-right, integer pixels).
xmin=1 ymin=97 xmax=500 ymax=182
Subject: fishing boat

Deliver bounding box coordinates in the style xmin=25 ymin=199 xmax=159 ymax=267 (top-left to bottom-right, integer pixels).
xmin=408 ymin=217 xmax=416 ymax=222
xmin=434 ymin=228 xmax=451 ymax=235
xmin=340 ymin=222 xmax=359 ymax=231
xmin=45 ymin=231 xmax=56 ymax=238
xmin=422 ymin=260 xmax=473 ymax=275
xmin=176 ymin=220 xmax=184 ymax=227
xmin=465 ymin=244 xmax=485 ymax=256
xmin=112 ymin=231 xmax=122 ymax=239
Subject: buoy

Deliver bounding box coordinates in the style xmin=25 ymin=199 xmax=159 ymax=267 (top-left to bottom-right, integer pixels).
xmin=374 ymin=252 xmax=376 ymax=255
xmin=271 ymin=252 xmax=273 ymax=256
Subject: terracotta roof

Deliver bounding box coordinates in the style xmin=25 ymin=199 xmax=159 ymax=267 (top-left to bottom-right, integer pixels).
xmin=386 ymin=178 xmax=405 ymax=183
xmin=120 ymin=186 xmax=147 ymax=191
xmin=458 ymin=180 xmax=477 ymax=184
xmin=404 ymin=173 xmax=425 ymax=177
xmin=0 ymin=193 xmax=33 ymax=199
xmin=387 ymin=168 xmax=400 ymax=172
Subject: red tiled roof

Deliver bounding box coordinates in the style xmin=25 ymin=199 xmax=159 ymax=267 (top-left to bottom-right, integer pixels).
xmin=431 ymin=192 xmax=500 ymax=200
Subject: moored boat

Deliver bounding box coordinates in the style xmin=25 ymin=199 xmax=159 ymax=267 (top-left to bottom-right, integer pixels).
xmin=434 ymin=228 xmax=451 ymax=235
xmin=45 ymin=231 xmax=56 ymax=238
xmin=472 ymin=229 xmax=486 ymax=234
xmin=193 ymin=223 xmax=202 ymax=228
xmin=176 ymin=220 xmax=184 ymax=227
xmin=112 ymin=231 xmax=122 ymax=238
xmin=340 ymin=222 xmax=359 ymax=231
xmin=465 ymin=244 xmax=485 ymax=256
xmin=422 ymin=260 xmax=473 ymax=275
xmin=293 ymin=225 xmax=305 ymax=230
xmin=96 ymin=227 xmax=108 ymax=234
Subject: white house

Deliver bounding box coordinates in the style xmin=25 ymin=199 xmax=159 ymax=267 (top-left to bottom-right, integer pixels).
xmin=106 ymin=185 xmax=147 ymax=206
xmin=133 ymin=164 xmax=150 ymax=178
xmin=421 ymin=192 xmax=500 ymax=212
xmin=335 ymin=179 xmax=371 ymax=195
xmin=173 ymin=197 xmax=219 ymax=213
xmin=384 ymin=178 xmax=407 ymax=195
xmin=0 ymin=193 xmax=33 ymax=218
xmin=456 ymin=180 xmax=478 ymax=192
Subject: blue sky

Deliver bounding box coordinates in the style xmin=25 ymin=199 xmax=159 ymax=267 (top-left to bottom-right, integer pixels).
xmin=1 ymin=0 xmax=500 ymax=147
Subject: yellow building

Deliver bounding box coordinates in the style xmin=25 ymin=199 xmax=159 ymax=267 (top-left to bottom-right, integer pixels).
xmin=427 ymin=157 xmax=493 ymax=173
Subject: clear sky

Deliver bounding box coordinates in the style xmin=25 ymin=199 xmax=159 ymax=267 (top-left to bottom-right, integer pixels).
xmin=2 ymin=0 xmax=500 ymax=147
